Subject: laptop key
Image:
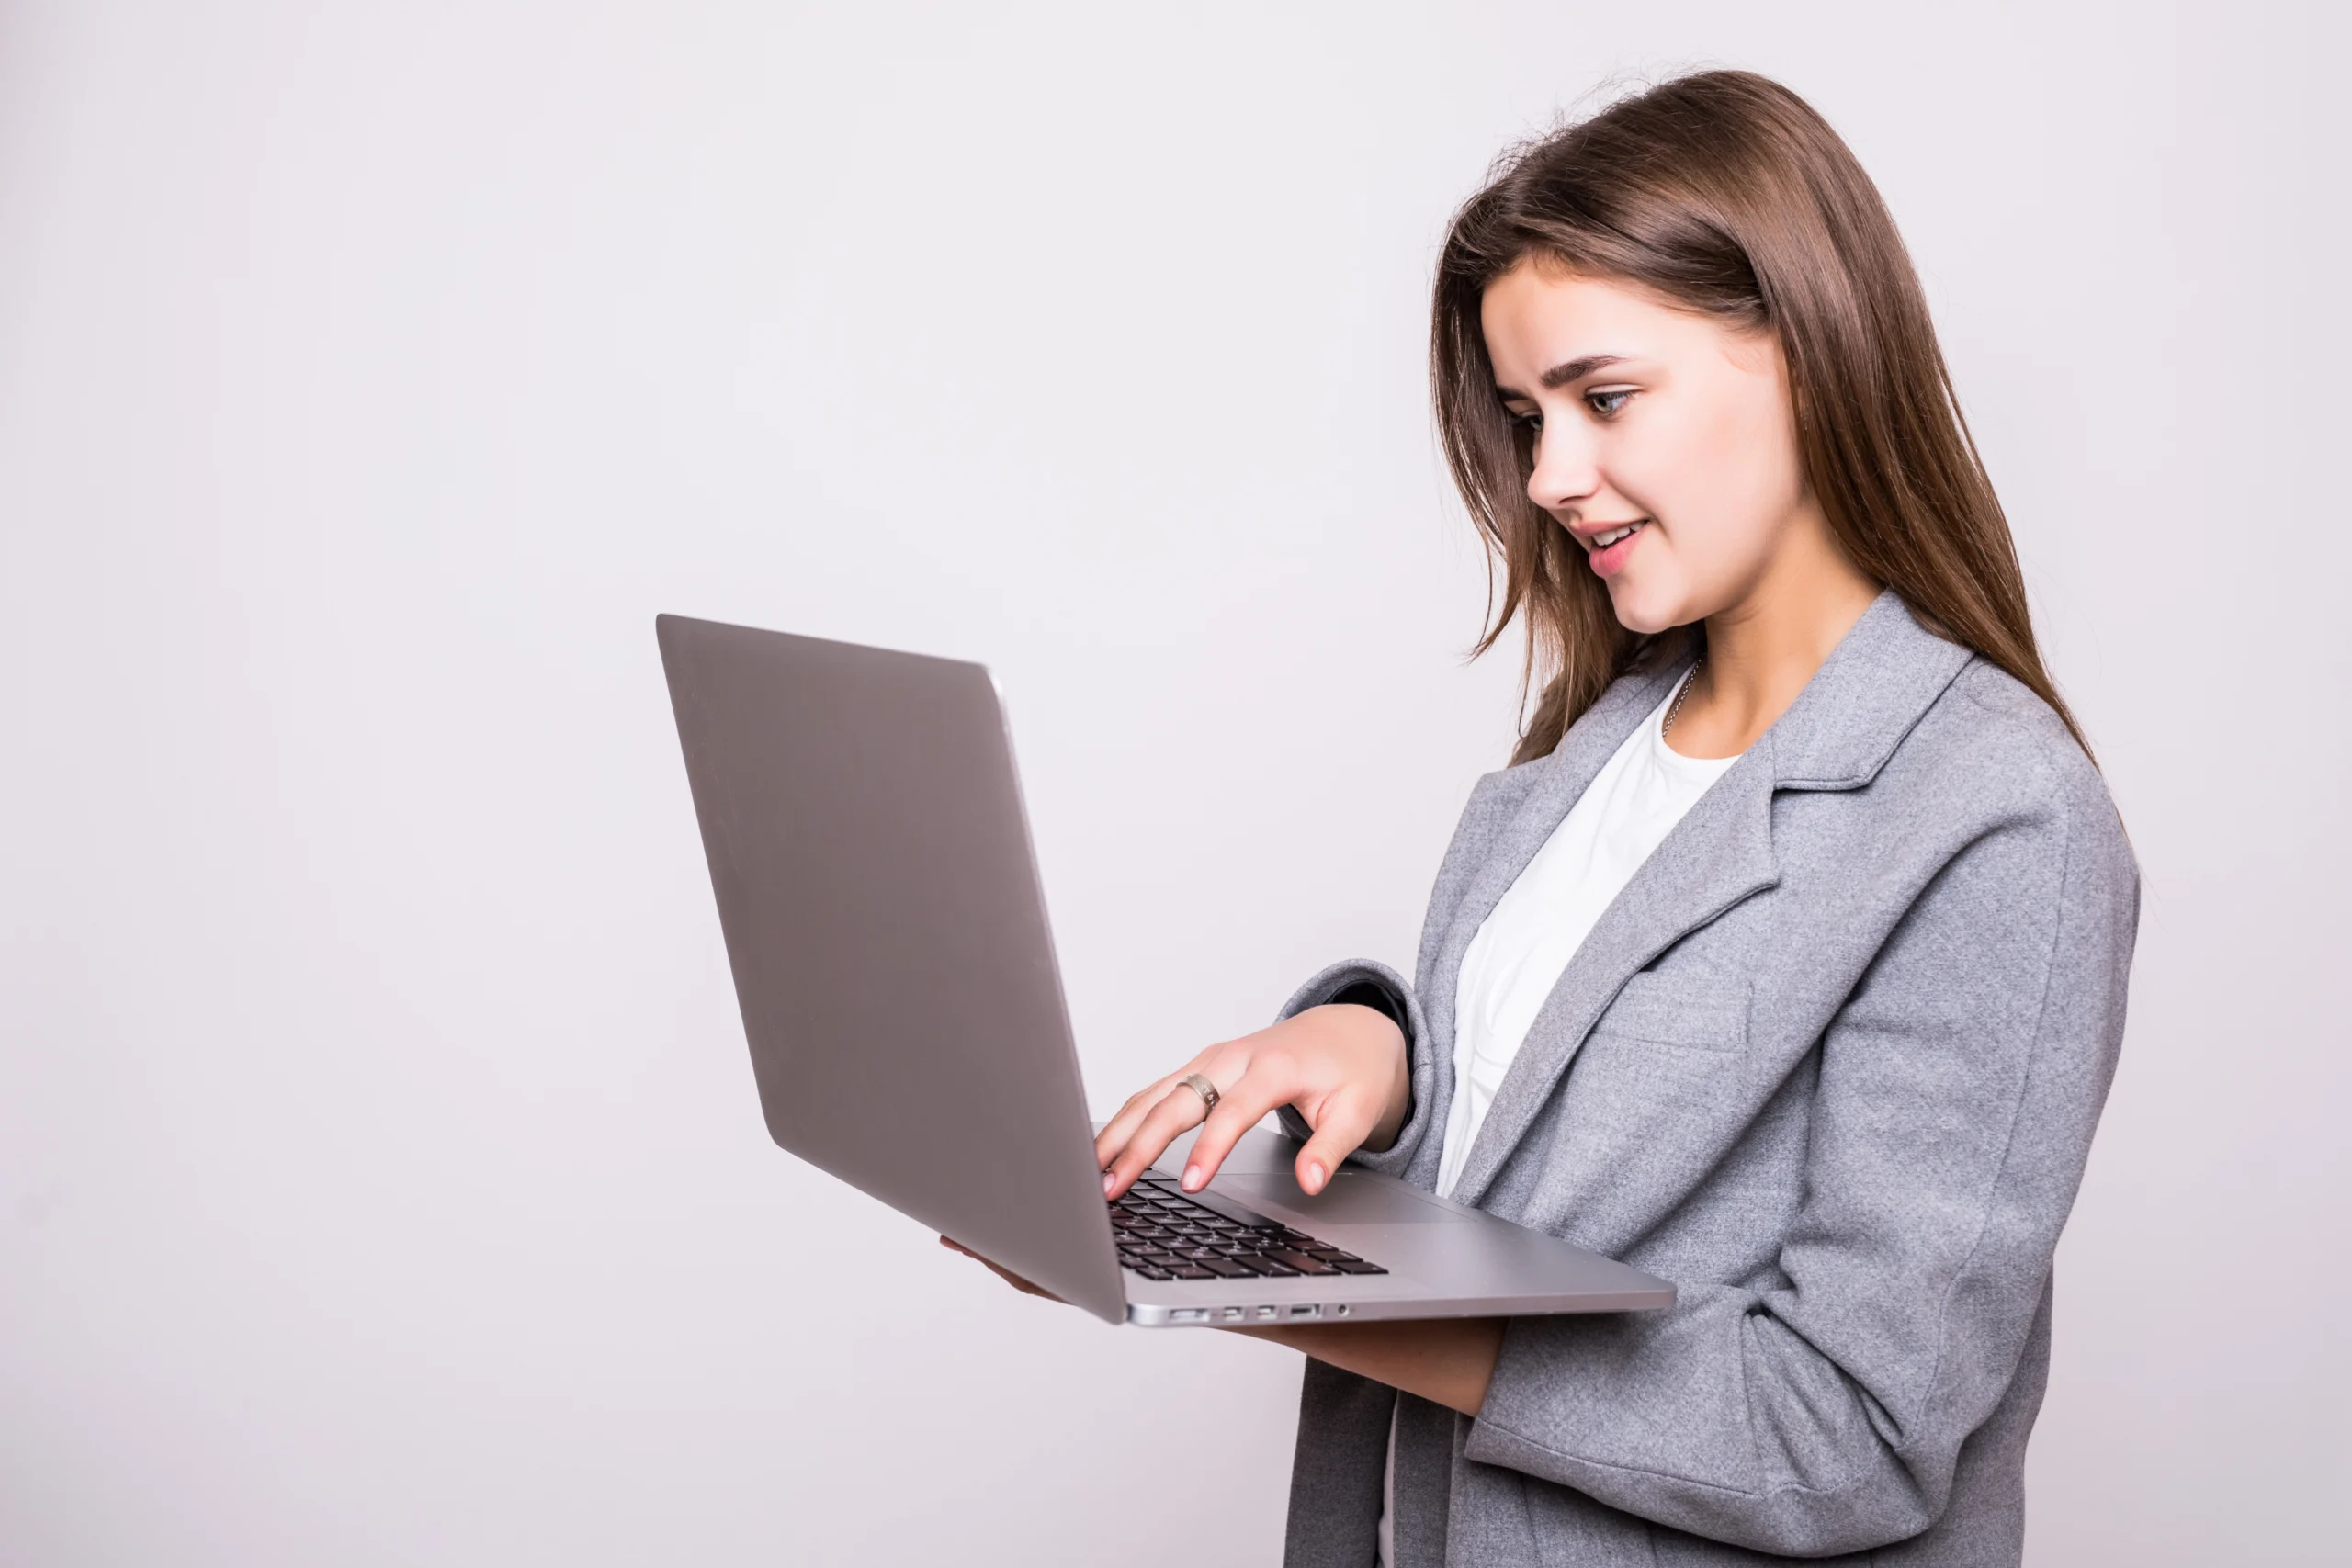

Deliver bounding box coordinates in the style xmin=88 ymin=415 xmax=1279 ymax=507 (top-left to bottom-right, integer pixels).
xmin=1328 ymin=1258 xmax=1387 ymax=1274
xmin=1167 ymin=1265 xmax=1216 ymax=1280
xmin=1266 ymin=1249 xmax=1340 ymax=1275
xmin=1194 ymin=1258 xmax=1250 ymax=1278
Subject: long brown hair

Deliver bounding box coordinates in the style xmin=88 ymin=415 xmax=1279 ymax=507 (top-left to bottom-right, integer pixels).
xmin=1432 ymin=70 xmax=2089 ymax=765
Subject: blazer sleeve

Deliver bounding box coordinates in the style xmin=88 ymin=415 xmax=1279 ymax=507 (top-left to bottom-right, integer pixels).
xmin=1460 ymin=772 xmax=2139 ymax=1554
xmin=1270 ymin=958 xmax=1441 ymax=1179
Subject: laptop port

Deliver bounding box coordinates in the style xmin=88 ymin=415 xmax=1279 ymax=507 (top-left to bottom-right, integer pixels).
xmin=1220 ymin=1306 xmax=1245 ymax=1321
xmin=1335 ymin=1304 xmax=1351 ymax=1316
xmin=1254 ymin=1304 xmax=1277 ymax=1320
xmin=1170 ymin=1308 xmax=1208 ymax=1324
xmin=1288 ymin=1303 xmax=1321 ymax=1319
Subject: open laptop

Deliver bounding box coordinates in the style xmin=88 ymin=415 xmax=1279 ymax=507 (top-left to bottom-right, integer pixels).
xmin=656 ymin=613 xmax=1673 ymax=1326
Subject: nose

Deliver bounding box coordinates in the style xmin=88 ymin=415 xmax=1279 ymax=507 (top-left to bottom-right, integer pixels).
xmin=1525 ymin=415 xmax=1599 ymax=514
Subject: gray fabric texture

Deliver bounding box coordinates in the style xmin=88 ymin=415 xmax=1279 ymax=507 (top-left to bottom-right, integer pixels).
xmin=1272 ymin=592 xmax=2137 ymax=1567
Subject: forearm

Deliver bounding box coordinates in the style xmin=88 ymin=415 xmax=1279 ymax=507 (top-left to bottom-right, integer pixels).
xmin=1233 ymin=1316 xmax=1503 ymax=1416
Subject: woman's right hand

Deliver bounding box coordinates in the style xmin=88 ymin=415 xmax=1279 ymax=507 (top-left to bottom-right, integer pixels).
xmin=1092 ymin=1002 xmax=1410 ymax=1202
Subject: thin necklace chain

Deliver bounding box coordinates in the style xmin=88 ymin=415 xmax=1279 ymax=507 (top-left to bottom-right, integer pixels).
xmin=1661 ymin=650 xmax=1704 ymax=739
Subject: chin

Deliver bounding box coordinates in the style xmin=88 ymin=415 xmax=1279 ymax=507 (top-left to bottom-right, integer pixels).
xmin=1604 ymin=576 xmax=1690 ymax=637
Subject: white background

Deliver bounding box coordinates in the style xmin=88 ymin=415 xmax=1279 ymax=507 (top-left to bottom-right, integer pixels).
xmin=2 ymin=3 xmax=2344 ymax=1562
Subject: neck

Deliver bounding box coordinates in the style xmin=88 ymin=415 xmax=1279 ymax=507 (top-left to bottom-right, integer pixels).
xmin=1668 ymin=512 xmax=1881 ymax=759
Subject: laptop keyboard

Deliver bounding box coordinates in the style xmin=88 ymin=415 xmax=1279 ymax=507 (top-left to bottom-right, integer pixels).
xmin=1110 ymin=1172 xmax=1389 ymax=1281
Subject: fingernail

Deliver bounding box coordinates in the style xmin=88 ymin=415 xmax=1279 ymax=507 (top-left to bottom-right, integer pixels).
xmin=1182 ymin=1165 xmax=1203 ymax=1191
xmin=1305 ymin=1160 xmax=1326 ymax=1192
xmin=1102 ymin=1170 xmax=1117 ymax=1196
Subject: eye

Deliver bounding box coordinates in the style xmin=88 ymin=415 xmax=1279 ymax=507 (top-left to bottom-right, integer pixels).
xmin=1505 ymin=407 xmax=1544 ymax=434
xmin=1586 ymin=388 xmax=1634 ymax=418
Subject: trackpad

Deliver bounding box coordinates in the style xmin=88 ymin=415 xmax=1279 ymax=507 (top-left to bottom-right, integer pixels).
xmin=1218 ymin=1171 xmax=1453 ymax=1224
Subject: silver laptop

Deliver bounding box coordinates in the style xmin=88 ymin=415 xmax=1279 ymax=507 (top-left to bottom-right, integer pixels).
xmin=657 ymin=613 xmax=1673 ymax=1326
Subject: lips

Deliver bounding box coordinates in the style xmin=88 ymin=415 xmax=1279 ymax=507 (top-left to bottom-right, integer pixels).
xmin=1580 ymin=519 xmax=1647 ymax=579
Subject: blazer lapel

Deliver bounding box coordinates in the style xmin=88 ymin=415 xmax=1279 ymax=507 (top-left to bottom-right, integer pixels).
xmin=1444 ymin=739 xmax=1781 ymax=1209
xmin=1438 ymin=590 xmax=1975 ymax=1210
xmin=1435 ymin=661 xmax=1689 ymax=976
xmin=1402 ymin=659 xmax=1690 ymax=1190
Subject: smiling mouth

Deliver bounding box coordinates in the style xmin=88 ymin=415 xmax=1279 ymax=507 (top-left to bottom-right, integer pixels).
xmin=1582 ymin=520 xmax=1648 ymax=551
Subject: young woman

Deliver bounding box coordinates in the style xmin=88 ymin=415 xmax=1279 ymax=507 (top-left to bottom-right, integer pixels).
xmin=965 ymin=70 xmax=2137 ymax=1565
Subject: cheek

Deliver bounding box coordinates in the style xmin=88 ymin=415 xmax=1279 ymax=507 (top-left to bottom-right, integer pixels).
xmin=1634 ymin=390 xmax=1802 ymax=573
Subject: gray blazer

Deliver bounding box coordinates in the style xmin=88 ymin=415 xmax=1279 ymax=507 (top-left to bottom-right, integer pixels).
xmin=1273 ymin=592 xmax=2137 ymax=1567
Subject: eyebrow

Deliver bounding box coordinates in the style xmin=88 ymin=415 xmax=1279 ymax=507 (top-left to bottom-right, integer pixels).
xmin=1495 ymin=354 xmax=1629 ymax=400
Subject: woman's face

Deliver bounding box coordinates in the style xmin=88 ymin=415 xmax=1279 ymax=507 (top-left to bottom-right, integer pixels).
xmin=1479 ymin=259 xmax=1822 ymax=636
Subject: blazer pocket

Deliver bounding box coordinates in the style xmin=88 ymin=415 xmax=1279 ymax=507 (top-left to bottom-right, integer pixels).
xmin=1589 ymin=971 xmax=1750 ymax=1053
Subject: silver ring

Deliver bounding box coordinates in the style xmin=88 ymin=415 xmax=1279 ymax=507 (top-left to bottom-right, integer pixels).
xmin=1175 ymin=1072 xmax=1220 ymax=1116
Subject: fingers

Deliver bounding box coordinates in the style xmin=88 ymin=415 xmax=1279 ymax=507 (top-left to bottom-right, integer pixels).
xmin=1292 ymin=1079 xmax=1385 ymax=1195
xmin=1098 ymin=1001 xmax=1401 ymax=1201
xmin=1096 ymin=1041 xmax=1252 ymax=1197
xmin=1178 ymin=1067 xmax=1304 ymax=1195
xmin=1099 ymin=1074 xmax=1216 ymax=1200
xmin=1093 ymin=1075 xmax=1182 ymax=1177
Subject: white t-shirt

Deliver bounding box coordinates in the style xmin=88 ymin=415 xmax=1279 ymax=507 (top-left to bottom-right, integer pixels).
xmin=1437 ymin=672 xmax=1742 ymax=1194
xmin=1377 ymin=671 xmax=1741 ymax=1566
